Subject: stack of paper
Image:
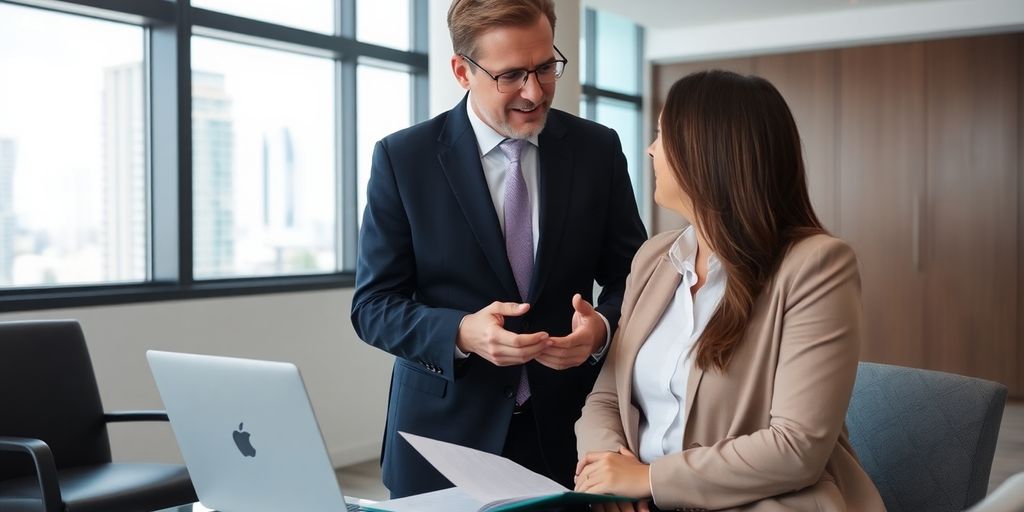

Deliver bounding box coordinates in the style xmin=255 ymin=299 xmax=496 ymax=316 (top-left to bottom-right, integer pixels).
xmin=361 ymin=432 xmax=634 ymax=512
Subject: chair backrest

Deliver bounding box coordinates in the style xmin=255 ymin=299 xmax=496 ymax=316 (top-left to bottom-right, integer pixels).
xmin=846 ymin=362 xmax=1007 ymax=512
xmin=0 ymin=320 xmax=112 ymax=481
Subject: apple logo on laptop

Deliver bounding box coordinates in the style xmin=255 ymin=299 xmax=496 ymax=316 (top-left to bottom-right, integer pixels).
xmin=233 ymin=422 xmax=256 ymax=457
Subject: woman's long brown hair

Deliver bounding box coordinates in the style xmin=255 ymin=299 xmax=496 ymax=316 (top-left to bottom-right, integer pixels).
xmin=661 ymin=70 xmax=825 ymax=371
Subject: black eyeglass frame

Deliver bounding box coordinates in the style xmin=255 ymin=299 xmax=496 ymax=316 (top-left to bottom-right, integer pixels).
xmin=459 ymin=46 xmax=568 ymax=93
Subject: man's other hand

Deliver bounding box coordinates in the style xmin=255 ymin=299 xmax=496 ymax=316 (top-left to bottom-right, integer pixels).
xmin=456 ymin=302 xmax=550 ymax=366
xmin=537 ymin=294 xmax=607 ymax=370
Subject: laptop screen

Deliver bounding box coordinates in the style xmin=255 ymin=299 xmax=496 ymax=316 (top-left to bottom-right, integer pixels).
xmin=147 ymin=350 xmax=354 ymax=512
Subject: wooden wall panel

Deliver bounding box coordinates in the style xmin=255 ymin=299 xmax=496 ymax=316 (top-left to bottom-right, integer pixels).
xmin=925 ymin=35 xmax=1019 ymax=393
xmin=1019 ymin=34 xmax=1024 ymax=395
xmin=754 ymin=50 xmax=839 ymax=232
xmin=651 ymin=58 xmax=753 ymax=234
xmin=838 ymin=43 xmax=927 ymax=367
xmin=649 ymin=35 xmax=1022 ymax=393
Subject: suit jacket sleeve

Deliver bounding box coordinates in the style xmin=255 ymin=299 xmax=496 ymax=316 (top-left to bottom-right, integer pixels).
xmin=350 ymin=139 xmax=466 ymax=381
xmin=592 ymin=131 xmax=648 ymax=339
xmin=649 ymin=239 xmax=863 ymax=510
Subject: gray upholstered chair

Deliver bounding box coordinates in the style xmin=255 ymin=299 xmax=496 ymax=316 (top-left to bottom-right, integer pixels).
xmin=845 ymin=362 xmax=1007 ymax=512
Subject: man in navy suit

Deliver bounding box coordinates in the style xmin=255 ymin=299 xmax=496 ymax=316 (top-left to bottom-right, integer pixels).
xmin=351 ymin=0 xmax=646 ymax=498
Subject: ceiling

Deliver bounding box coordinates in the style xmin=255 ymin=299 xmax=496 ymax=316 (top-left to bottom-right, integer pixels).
xmin=582 ymin=0 xmax=941 ymax=30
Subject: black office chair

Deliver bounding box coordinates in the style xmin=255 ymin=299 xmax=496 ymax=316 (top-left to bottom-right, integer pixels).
xmin=0 ymin=319 xmax=197 ymax=512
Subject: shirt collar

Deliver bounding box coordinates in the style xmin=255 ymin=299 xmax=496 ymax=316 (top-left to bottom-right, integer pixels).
xmin=466 ymin=92 xmax=539 ymax=158
xmin=668 ymin=225 xmax=721 ymax=277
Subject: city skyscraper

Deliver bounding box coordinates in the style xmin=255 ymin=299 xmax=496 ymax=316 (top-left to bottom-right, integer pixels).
xmin=101 ymin=62 xmax=147 ymax=282
xmin=0 ymin=138 xmax=15 ymax=286
xmin=192 ymin=70 xmax=235 ymax=278
xmin=261 ymin=126 xmax=296 ymax=230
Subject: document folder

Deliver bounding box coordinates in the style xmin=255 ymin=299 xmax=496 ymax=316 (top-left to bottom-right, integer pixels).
xmin=362 ymin=432 xmax=635 ymax=512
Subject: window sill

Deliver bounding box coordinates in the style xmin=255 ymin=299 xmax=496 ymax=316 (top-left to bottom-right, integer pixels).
xmin=0 ymin=273 xmax=356 ymax=312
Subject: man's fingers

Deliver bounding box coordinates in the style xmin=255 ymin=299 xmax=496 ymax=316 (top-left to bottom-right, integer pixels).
xmin=535 ymin=354 xmax=572 ymax=370
xmin=572 ymin=293 xmax=597 ymax=315
xmin=486 ymin=301 xmax=531 ymax=317
xmin=546 ymin=330 xmax=591 ymax=348
xmin=489 ymin=339 xmax=549 ymax=365
xmin=494 ymin=330 xmax=549 ymax=348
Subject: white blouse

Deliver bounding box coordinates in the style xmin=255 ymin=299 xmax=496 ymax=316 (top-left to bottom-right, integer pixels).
xmin=632 ymin=226 xmax=726 ymax=464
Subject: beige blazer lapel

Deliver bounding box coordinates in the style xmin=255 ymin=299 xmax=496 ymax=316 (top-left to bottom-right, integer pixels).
xmin=616 ymin=256 xmax=682 ymax=452
xmin=682 ymin=357 xmax=705 ymax=447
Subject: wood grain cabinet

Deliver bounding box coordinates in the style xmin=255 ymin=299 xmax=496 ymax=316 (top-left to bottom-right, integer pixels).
xmin=653 ymin=34 xmax=1022 ymax=396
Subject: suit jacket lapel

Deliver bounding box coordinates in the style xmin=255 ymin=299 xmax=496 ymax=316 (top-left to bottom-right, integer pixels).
xmin=617 ymin=256 xmax=682 ymax=447
xmin=437 ymin=97 xmax=519 ymax=299
xmin=531 ymin=113 xmax=570 ymax=302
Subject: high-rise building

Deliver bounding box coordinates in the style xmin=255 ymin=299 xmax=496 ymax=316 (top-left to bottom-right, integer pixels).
xmin=262 ymin=127 xmax=296 ymax=230
xmin=192 ymin=71 xmax=235 ymax=278
xmin=101 ymin=62 xmax=147 ymax=281
xmin=0 ymin=138 xmax=16 ymax=286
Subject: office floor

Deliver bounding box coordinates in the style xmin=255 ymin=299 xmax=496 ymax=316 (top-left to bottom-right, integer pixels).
xmin=336 ymin=401 xmax=1024 ymax=501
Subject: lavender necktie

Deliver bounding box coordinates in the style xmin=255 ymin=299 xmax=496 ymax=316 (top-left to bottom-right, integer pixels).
xmin=499 ymin=138 xmax=532 ymax=406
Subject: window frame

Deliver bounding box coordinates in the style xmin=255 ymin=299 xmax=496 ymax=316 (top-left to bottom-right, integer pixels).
xmin=0 ymin=0 xmax=429 ymax=312
xmin=580 ymin=7 xmax=645 ymax=208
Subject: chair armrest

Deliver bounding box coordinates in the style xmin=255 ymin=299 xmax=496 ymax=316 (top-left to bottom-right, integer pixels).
xmin=0 ymin=436 xmax=63 ymax=512
xmin=104 ymin=410 xmax=170 ymax=422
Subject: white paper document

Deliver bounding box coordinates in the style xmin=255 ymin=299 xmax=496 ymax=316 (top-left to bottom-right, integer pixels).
xmin=402 ymin=431 xmax=568 ymax=501
xmin=361 ymin=487 xmax=481 ymax=512
xmin=361 ymin=432 xmax=634 ymax=512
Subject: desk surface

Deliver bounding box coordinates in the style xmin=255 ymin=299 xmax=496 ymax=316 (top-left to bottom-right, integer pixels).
xmin=167 ymin=496 xmax=378 ymax=512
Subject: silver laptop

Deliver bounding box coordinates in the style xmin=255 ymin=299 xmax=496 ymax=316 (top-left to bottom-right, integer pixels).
xmin=147 ymin=350 xmax=360 ymax=512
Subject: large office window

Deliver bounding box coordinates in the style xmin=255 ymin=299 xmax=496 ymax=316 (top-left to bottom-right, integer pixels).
xmin=0 ymin=0 xmax=427 ymax=310
xmin=191 ymin=37 xmax=336 ymax=278
xmin=580 ymin=8 xmax=644 ymax=207
xmin=0 ymin=3 xmax=147 ymax=288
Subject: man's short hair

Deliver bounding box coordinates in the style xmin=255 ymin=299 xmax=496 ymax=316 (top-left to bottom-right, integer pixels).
xmin=447 ymin=0 xmax=557 ymax=60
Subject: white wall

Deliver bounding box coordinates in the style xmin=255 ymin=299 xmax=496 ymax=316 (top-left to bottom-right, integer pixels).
xmin=2 ymin=0 xmax=587 ymax=471
xmin=0 ymin=289 xmax=392 ymax=467
xmin=646 ymin=0 xmax=1024 ymax=63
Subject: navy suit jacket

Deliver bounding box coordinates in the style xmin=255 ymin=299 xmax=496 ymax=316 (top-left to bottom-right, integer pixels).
xmin=351 ymin=96 xmax=646 ymax=498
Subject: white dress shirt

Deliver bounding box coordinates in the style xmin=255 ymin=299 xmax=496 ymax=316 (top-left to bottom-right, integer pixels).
xmin=633 ymin=226 xmax=726 ymax=464
xmin=465 ymin=95 xmax=541 ymax=254
xmin=455 ymin=96 xmax=610 ymax=361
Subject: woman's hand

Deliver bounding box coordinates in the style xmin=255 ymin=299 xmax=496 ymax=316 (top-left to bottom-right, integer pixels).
xmin=575 ymin=446 xmax=652 ymax=499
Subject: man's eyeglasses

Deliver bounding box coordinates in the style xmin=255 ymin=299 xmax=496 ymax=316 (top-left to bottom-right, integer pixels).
xmin=460 ymin=46 xmax=568 ymax=93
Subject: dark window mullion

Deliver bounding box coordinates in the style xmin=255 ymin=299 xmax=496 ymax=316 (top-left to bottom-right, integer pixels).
xmin=339 ymin=0 xmax=358 ymax=271
xmin=411 ymin=0 xmax=429 ymax=124
xmin=176 ymin=0 xmax=195 ymax=286
xmin=2 ymin=0 xmax=174 ymax=24
xmin=149 ymin=19 xmax=182 ymax=283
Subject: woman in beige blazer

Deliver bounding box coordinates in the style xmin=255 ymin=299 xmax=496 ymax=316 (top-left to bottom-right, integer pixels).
xmin=574 ymin=70 xmax=885 ymax=511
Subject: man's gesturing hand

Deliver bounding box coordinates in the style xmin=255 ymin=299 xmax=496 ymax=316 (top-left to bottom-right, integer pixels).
xmin=537 ymin=294 xmax=607 ymax=370
xmin=456 ymin=302 xmax=550 ymax=366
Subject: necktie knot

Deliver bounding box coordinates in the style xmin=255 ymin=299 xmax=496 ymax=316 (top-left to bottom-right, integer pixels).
xmin=499 ymin=138 xmax=527 ymax=164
